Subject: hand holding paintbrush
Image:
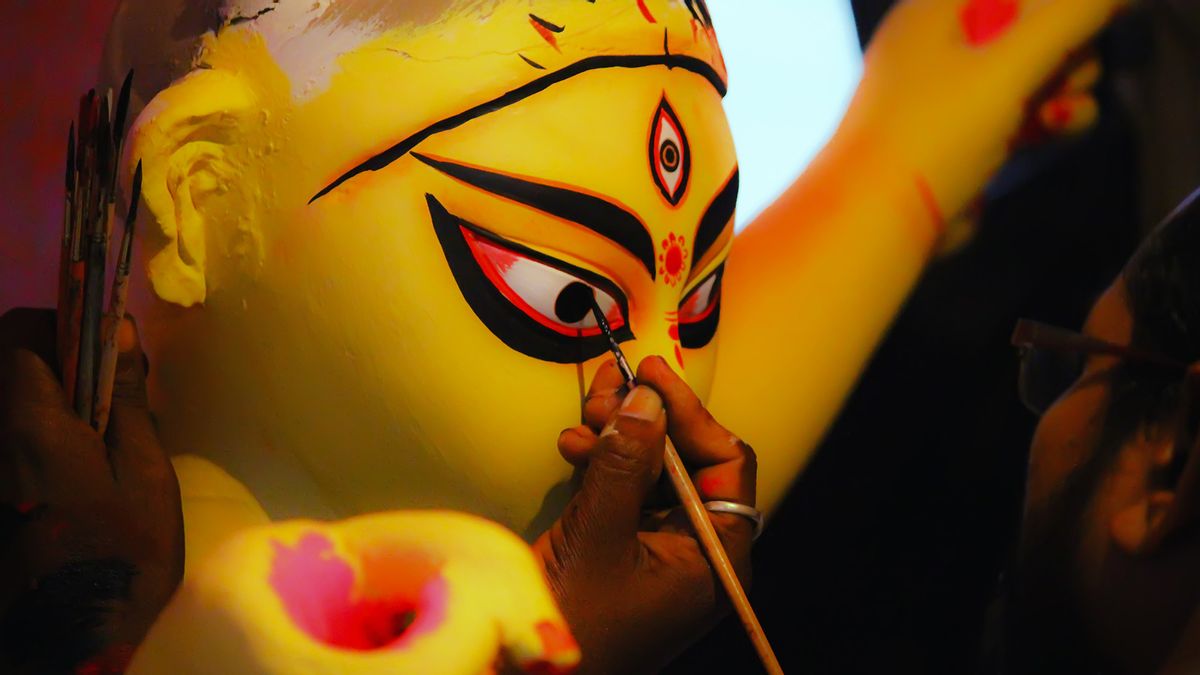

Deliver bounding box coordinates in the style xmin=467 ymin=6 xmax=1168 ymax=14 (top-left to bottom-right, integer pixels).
xmin=56 ymin=70 xmax=141 ymax=435
xmin=534 ymin=284 xmax=781 ymax=674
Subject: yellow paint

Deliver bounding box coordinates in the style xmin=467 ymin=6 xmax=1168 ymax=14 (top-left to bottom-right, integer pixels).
xmin=123 ymin=0 xmax=1127 ymax=664
xmin=129 ymin=511 xmax=577 ymax=674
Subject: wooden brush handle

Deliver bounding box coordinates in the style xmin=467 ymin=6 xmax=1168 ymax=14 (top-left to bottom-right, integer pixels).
xmin=662 ymin=438 xmax=783 ymax=675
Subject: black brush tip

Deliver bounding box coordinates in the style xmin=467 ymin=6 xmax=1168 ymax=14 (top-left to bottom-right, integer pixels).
xmin=127 ymin=161 xmax=143 ymax=226
xmin=114 ymin=70 xmax=134 ymax=145
xmin=66 ymin=123 xmax=75 ymax=193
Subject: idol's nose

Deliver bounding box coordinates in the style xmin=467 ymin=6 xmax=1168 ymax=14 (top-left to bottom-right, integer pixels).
xmin=620 ymin=318 xmax=688 ymax=386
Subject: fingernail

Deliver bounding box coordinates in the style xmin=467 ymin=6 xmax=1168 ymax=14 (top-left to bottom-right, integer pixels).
xmin=618 ymin=386 xmax=662 ymax=422
xmin=117 ymin=318 xmax=137 ymax=354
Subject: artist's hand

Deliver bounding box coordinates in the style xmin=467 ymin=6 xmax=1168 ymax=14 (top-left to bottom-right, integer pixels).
xmin=0 ymin=308 xmax=183 ymax=674
xmin=852 ymin=0 xmax=1128 ymax=223
xmin=534 ymin=357 xmax=756 ymax=675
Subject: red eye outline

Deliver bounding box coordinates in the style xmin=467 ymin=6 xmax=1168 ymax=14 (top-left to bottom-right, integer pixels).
xmin=678 ymin=270 xmax=720 ymax=325
xmin=460 ymin=225 xmax=628 ymax=339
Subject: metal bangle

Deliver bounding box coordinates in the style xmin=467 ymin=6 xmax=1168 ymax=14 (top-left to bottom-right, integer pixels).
xmin=704 ymin=500 xmax=764 ymax=541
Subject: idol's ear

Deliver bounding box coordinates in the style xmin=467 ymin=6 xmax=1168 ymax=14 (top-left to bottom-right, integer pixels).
xmin=127 ymin=69 xmax=257 ymax=307
xmin=1111 ymin=366 xmax=1200 ymax=555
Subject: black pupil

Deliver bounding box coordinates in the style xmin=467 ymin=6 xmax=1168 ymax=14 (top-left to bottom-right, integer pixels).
xmin=555 ymin=282 xmax=595 ymax=325
xmin=661 ymin=141 xmax=680 ymax=171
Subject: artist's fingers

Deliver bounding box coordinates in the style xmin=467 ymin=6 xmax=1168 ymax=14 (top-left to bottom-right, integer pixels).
xmin=0 ymin=309 xmax=69 ymax=413
xmin=581 ymin=359 xmax=627 ymax=433
xmin=0 ymin=308 xmax=59 ymax=372
xmin=105 ymin=317 xmax=169 ymax=485
xmin=636 ymin=356 xmax=757 ymax=554
xmin=636 ymin=357 xmax=755 ymax=501
xmin=557 ymin=425 xmax=598 ymax=467
xmin=561 ymin=387 xmax=666 ymax=562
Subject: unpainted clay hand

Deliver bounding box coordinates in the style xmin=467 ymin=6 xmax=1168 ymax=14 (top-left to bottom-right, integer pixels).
xmin=852 ymin=0 xmax=1129 ymax=223
xmin=535 ymin=356 xmax=757 ymax=675
xmin=127 ymin=512 xmax=580 ymax=675
xmin=0 ymin=308 xmax=184 ymax=674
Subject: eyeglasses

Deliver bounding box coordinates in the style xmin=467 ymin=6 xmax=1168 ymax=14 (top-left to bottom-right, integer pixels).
xmin=1010 ymin=319 xmax=1191 ymax=416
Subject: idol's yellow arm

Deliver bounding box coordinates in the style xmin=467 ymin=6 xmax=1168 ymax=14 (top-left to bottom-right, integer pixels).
xmin=711 ymin=0 xmax=1127 ymax=511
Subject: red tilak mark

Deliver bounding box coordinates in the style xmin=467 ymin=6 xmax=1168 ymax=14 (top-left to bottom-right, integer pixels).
xmin=270 ymin=533 xmax=447 ymax=651
xmin=658 ymin=233 xmax=688 ymax=286
xmin=960 ymin=0 xmax=1019 ymax=46
xmin=668 ymin=324 xmax=680 ymax=342
xmin=914 ymin=175 xmax=946 ymax=236
xmin=674 ymin=344 xmax=685 ymax=369
xmin=530 ymin=19 xmax=561 ymax=51
xmin=637 ymin=0 xmax=657 ymax=23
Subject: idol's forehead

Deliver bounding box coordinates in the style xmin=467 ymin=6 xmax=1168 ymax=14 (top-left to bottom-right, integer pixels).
xmin=287 ymin=0 xmax=727 ymax=204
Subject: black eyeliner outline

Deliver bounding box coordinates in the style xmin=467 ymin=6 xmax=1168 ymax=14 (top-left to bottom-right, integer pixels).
xmin=414 ymin=153 xmax=657 ymax=280
xmin=678 ymin=264 xmax=723 ymax=349
xmin=426 ymin=194 xmax=635 ymax=364
xmin=649 ymin=96 xmax=692 ymax=207
xmin=310 ymin=54 xmax=727 ymax=204
xmin=692 ymin=168 xmax=738 ymax=269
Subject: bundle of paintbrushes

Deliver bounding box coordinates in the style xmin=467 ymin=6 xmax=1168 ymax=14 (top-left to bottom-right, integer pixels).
xmin=56 ymin=70 xmax=142 ymax=435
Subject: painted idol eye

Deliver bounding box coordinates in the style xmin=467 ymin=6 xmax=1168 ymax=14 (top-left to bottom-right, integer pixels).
xmin=463 ymin=228 xmax=626 ymax=338
xmin=426 ymin=194 xmax=634 ymax=364
xmin=650 ymin=97 xmax=691 ymax=206
xmin=678 ymin=265 xmax=723 ymax=349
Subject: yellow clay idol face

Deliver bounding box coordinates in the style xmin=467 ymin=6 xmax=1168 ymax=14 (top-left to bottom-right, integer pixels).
xmin=132 ymin=0 xmax=735 ymax=534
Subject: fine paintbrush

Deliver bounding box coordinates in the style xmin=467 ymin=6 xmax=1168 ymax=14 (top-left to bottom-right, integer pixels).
xmin=92 ymin=161 xmax=141 ymax=435
xmin=63 ymin=91 xmax=97 ymax=407
xmin=74 ymin=94 xmax=113 ymax=423
xmin=56 ymin=123 xmax=76 ymax=373
xmin=578 ymin=286 xmax=784 ymax=675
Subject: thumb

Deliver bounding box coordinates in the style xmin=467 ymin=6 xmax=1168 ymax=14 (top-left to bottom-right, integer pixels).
xmin=106 ymin=317 xmax=165 ymax=482
xmin=563 ymin=386 xmax=666 ymax=561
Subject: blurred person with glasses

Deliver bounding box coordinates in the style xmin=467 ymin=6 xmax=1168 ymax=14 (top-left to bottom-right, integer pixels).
xmin=1001 ymin=189 xmax=1200 ymax=674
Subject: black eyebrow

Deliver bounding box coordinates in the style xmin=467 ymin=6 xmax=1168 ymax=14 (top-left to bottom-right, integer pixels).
xmin=692 ymin=168 xmax=739 ymax=270
xmin=415 ymin=153 xmax=657 ymax=279
xmin=308 ymin=54 xmax=726 ymax=204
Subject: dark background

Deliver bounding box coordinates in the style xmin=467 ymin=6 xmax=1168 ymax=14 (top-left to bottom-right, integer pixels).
xmin=668 ymin=2 xmax=1200 ymax=672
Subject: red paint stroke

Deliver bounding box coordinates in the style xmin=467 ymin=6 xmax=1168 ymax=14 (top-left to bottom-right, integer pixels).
xmin=668 ymin=323 xmax=680 ymax=342
xmin=697 ymin=473 xmax=725 ymax=497
xmin=270 ymin=533 xmax=448 ymax=651
xmin=1043 ymin=97 xmax=1074 ymax=130
xmin=637 ymin=0 xmax=657 ymax=24
xmin=913 ymin=175 xmax=946 ymax=237
xmin=74 ymin=643 xmax=134 ymax=675
xmin=960 ymin=0 xmax=1019 ymax=46
xmin=520 ymin=620 xmax=580 ymax=674
xmin=674 ymin=344 xmax=685 ymax=369
xmin=530 ymin=19 xmax=561 ymax=52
